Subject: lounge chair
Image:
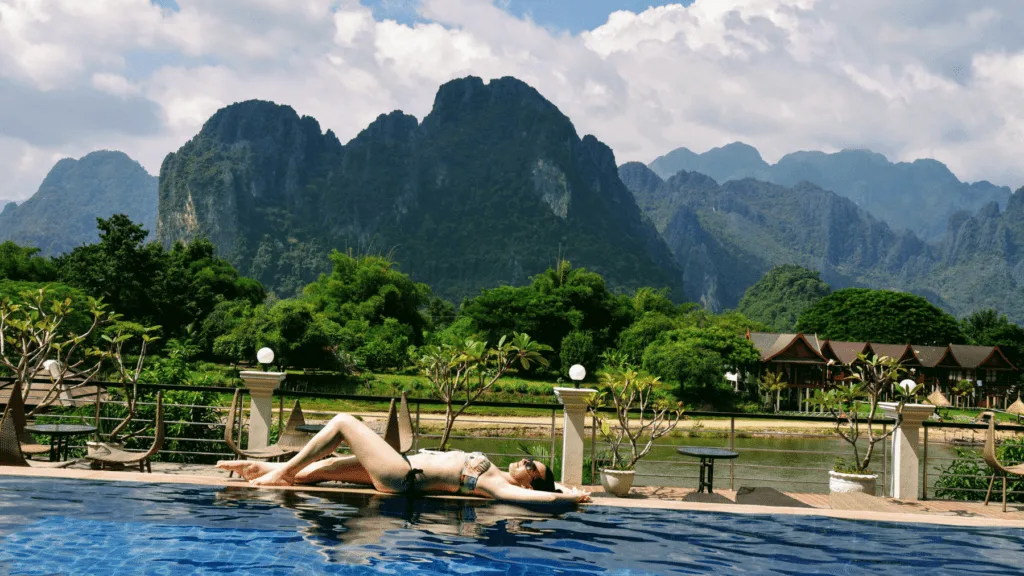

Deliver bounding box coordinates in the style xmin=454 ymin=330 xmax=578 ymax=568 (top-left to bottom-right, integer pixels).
xmin=223 ymin=389 xmax=303 ymax=462
xmin=0 ymin=380 xmax=79 ymax=469
xmin=982 ymin=411 xmax=1024 ymax=512
xmin=224 ymin=389 xmax=414 ymax=465
xmin=84 ymin=392 xmax=165 ymax=473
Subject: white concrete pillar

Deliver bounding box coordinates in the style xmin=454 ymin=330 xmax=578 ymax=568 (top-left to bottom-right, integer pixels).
xmin=554 ymin=387 xmax=597 ymax=487
xmin=239 ymin=371 xmax=287 ymax=450
xmin=879 ymin=402 xmax=935 ymax=500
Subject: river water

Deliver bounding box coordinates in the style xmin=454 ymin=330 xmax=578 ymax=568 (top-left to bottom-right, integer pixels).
xmin=442 ymin=432 xmax=968 ymax=496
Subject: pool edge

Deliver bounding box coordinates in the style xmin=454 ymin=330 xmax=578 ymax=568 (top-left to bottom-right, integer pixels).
xmin=2 ymin=467 xmax=1022 ymax=528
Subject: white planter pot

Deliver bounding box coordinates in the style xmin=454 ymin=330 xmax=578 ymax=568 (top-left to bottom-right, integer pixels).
xmin=829 ymin=470 xmax=878 ymax=494
xmin=601 ymin=469 xmax=635 ymax=497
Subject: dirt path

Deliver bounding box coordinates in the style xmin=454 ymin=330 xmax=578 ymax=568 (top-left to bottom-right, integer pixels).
xmin=293 ymin=410 xmax=844 ymax=437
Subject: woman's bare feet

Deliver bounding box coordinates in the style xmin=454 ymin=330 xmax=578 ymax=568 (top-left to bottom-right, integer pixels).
xmin=216 ymin=460 xmax=278 ymax=481
xmin=250 ymin=467 xmax=296 ymax=487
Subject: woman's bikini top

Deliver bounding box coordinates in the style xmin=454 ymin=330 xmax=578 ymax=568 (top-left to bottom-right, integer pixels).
xmin=459 ymin=452 xmax=491 ymax=494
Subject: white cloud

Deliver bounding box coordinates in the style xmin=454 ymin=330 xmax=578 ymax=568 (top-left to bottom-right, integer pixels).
xmin=0 ymin=0 xmax=1022 ymax=205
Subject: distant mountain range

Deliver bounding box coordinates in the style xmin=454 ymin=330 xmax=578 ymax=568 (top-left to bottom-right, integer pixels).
xmin=156 ymin=76 xmax=684 ymax=300
xmin=0 ymin=151 xmax=157 ymax=254
xmin=620 ymin=162 xmax=1024 ymax=322
xmin=4 ymin=76 xmax=1023 ymax=324
xmin=648 ymin=143 xmax=1013 ymax=242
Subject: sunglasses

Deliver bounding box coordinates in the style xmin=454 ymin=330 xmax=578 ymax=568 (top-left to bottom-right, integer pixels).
xmin=523 ymin=458 xmax=538 ymax=473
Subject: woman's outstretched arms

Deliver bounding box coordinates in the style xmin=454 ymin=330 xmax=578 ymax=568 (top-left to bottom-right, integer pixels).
xmin=488 ymin=483 xmax=591 ymax=504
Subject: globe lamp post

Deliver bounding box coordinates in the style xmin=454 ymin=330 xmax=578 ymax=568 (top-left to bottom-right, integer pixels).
xmin=569 ymin=364 xmax=586 ymax=389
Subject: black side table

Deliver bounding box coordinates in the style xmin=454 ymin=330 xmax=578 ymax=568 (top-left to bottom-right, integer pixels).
xmin=677 ymin=447 xmax=739 ymax=494
xmin=24 ymin=424 xmax=97 ymax=462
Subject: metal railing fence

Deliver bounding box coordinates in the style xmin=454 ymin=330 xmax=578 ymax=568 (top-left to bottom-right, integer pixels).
xmin=3 ymin=378 xmax=1022 ymax=500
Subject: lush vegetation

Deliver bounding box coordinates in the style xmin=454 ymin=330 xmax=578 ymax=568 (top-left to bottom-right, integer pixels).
xmin=738 ymin=265 xmax=831 ymax=332
xmin=934 ymin=438 xmax=1024 ymax=503
xmin=796 ymin=288 xmax=965 ymax=345
xmin=4 ymin=213 xmax=1023 ymax=422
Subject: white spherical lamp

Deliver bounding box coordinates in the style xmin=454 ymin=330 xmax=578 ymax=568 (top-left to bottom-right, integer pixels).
xmin=898 ymin=379 xmax=917 ymax=393
xmin=257 ymin=347 xmax=275 ymax=367
xmin=569 ymin=364 xmax=586 ymax=382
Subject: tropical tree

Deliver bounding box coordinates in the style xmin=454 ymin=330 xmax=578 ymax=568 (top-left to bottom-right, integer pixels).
xmin=813 ymin=354 xmax=921 ymax=474
xmin=797 ymin=288 xmax=964 ymax=345
xmin=0 ymin=241 xmax=58 ymax=282
xmin=758 ymin=371 xmax=788 ymax=413
xmin=0 ymin=287 xmax=111 ymax=414
xmin=418 ymin=333 xmax=552 ymax=450
xmin=738 ymin=265 xmax=831 ymax=332
xmin=961 ymin=308 xmax=1024 ymax=369
xmin=641 ymin=326 xmax=761 ymax=400
xmin=102 ymin=321 xmax=160 ymax=441
xmin=590 ymin=356 xmax=684 ymax=470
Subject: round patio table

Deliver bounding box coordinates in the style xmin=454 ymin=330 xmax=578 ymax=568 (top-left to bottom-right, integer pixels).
xmin=24 ymin=424 xmax=97 ymax=462
xmin=676 ymin=447 xmax=739 ymax=494
xmin=296 ymin=424 xmax=325 ymax=434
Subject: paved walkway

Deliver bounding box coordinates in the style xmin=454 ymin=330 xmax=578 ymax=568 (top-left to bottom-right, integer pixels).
xmin=3 ymin=462 xmax=1021 ymax=528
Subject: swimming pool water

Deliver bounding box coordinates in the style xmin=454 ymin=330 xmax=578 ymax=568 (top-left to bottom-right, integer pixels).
xmin=0 ymin=477 xmax=1021 ymax=575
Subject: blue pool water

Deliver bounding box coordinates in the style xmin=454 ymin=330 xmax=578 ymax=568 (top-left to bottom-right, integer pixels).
xmin=0 ymin=478 xmax=1021 ymax=575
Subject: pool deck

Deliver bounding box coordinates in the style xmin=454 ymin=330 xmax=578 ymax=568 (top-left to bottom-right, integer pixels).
xmin=2 ymin=463 xmax=1022 ymax=528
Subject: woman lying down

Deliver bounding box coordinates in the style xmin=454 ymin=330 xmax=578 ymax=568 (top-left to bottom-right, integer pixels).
xmin=217 ymin=412 xmax=591 ymax=505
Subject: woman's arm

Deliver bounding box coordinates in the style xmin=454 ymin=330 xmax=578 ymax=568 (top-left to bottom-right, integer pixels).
xmin=487 ymin=483 xmax=591 ymax=504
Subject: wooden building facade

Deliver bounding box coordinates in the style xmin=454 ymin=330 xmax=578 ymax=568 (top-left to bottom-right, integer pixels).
xmin=745 ymin=332 xmax=1019 ymax=410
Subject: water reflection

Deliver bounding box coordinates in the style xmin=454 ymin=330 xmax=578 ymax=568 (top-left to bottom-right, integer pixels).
xmin=212 ymin=488 xmax=564 ymax=564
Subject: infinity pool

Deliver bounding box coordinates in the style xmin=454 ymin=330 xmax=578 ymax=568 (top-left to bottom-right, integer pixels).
xmin=0 ymin=477 xmax=1021 ymax=575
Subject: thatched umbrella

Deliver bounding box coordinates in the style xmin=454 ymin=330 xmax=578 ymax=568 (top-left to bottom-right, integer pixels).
xmin=926 ymin=390 xmax=951 ymax=408
xmin=1007 ymin=394 xmax=1024 ymax=423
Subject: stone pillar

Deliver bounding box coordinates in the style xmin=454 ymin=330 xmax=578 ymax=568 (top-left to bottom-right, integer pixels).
xmin=554 ymin=387 xmax=598 ymax=487
xmin=239 ymin=371 xmax=287 ymax=450
xmin=879 ymin=402 xmax=936 ymax=500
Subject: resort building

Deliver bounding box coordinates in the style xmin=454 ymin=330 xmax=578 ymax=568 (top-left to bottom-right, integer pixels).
xmin=745 ymin=332 xmax=1019 ymax=410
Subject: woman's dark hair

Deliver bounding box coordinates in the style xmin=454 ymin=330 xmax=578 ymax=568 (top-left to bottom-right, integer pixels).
xmin=530 ymin=466 xmax=560 ymax=493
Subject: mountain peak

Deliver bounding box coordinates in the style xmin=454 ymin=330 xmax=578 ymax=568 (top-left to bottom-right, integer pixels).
xmin=653 ymin=143 xmax=1013 ymax=241
xmin=426 ymin=76 xmax=563 ymax=129
xmin=0 ymin=150 xmax=157 ymax=254
xmin=199 ymin=99 xmax=325 ymax=146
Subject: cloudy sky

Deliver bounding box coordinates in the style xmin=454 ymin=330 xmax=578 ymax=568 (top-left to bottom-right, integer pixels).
xmin=2 ymin=0 xmax=1023 ymax=203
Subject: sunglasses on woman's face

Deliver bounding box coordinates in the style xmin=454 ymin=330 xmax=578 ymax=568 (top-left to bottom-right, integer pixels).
xmin=523 ymin=459 xmax=538 ymax=472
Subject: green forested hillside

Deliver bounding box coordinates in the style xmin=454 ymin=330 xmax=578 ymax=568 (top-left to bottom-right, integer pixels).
xmin=620 ymin=162 xmax=1024 ymax=323
xmin=0 ymin=151 xmax=157 ymax=254
xmin=158 ymin=77 xmax=684 ymax=301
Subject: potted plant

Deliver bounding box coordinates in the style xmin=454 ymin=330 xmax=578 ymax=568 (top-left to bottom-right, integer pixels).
xmin=590 ymin=355 xmax=684 ymax=497
xmin=814 ymin=353 xmax=922 ymax=494
xmin=418 ymin=332 xmax=551 ymax=450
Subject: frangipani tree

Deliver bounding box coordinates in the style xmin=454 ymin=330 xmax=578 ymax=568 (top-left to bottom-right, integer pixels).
xmin=591 ymin=354 xmax=684 ymax=470
xmin=418 ymin=332 xmax=551 ymax=450
xmin=813 ymin=353 xmax=921 ymax=474
xmin=0 ymin=287 xmax=111 ymax=415
xmin=103 ymin=321 xmax=161 ymax=441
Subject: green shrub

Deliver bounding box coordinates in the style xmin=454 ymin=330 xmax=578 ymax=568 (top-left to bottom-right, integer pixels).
xmin=934 ymin=438 xmax=1024 ymax=502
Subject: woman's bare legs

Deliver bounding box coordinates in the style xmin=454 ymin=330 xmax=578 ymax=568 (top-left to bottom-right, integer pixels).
xmin=216 ymin=455 xmax=373 ymax=484
xmin=251 ymin=413 xmax=410 ymax=491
